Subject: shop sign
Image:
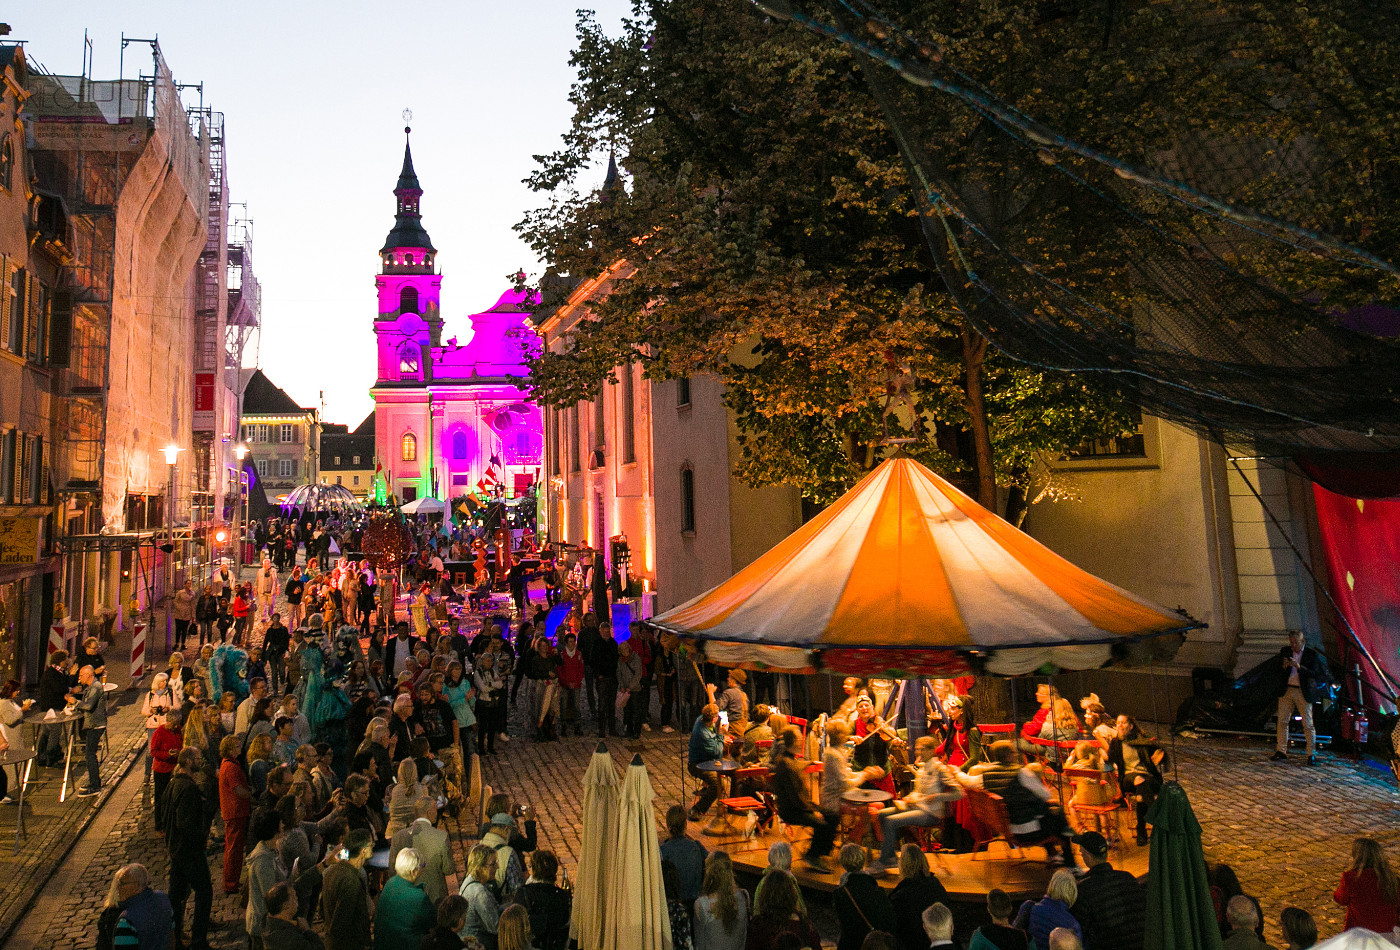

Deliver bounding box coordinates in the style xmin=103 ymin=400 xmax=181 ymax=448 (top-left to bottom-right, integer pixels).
xmin=0 ymin=518 xmax=40 ymax=564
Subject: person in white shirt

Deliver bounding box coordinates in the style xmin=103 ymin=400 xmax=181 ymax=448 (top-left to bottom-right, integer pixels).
xmin=873 ymin=737 xmax=963 ymax=869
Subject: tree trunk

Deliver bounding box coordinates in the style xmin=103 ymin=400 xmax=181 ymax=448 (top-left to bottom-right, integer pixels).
xmin=962 ymin=320 xmax=997 ymax=511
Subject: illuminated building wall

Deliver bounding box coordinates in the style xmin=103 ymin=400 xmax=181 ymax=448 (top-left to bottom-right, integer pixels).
xmin=368 ymin=130 xmax=542 ymax=504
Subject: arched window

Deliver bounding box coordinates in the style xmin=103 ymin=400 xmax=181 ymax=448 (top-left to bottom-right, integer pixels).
xmin=399 ymin=285 xmax=419 ymax=314
xmin=398 ymin=343 xmax=420 ymax=377
xmin=451 ymin=430 xmax=471 ymax=460
xmin=0 ymin=136 xmax=11 ymax=192
xmin=401 ymin=433 xmax=417 ymax=461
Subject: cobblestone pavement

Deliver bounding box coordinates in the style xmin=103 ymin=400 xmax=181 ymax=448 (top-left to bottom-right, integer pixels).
xmin=0 ymin=608 xmax=174 ymax=945
xmin=9 ymin=658 xmax=1399 ymax=948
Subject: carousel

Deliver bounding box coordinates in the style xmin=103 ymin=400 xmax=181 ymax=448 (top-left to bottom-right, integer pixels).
xmin=279 ymin=483 xmax=365 ymax=524
xmin=648 ymin=455 xmax=1202 ymax=902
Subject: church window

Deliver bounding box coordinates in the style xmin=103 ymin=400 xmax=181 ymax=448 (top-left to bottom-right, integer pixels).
xmin=401 ymin=433 xmax=417 ymax=461
xmin=398 ymin=343 xmax=420 ymax=377
xmin=451 ymin=430 xmax=471 ymax=460
xmin=0 ymin=135 xmax=11 ymax=192
xmin=400 ymin=285 xmax=419 ymax=314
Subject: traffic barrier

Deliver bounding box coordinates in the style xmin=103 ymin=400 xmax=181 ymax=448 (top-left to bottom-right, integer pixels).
xmin=131 ymin=621 xmax=147 ymax=680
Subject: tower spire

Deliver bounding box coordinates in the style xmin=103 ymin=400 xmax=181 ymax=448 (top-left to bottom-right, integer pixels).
xmin=381 ymin=122 xmax=436 ymax=258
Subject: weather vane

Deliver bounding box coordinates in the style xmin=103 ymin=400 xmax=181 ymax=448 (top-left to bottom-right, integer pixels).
xmin=402 ymin=108 xmax=413 ymax=131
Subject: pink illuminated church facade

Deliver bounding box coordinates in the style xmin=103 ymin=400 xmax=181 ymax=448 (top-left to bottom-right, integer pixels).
xmin=370 ymin=129 xmax=543 ymax=503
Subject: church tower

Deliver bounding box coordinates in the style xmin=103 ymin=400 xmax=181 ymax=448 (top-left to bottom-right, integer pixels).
xmin=374 ymin=126 xmax=443 ymax=384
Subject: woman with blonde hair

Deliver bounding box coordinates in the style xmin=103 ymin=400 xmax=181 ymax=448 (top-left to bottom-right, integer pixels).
xmin=386 ymin=755 xmax=426 ymax=836
xmin=245 ymin=732 xmax=275 ymax=795
xmin=1065 ymin=739 xmax=1111 ymax=834
xmin=1014 ymin=868 xmax=1080 ymax=949
xmin=497 ymin=903 xmax=534 ymax=950
xmin=1334 ymin=836 xmax=1400 ymax=933
xmin=458 ymin=843 xmax=501 ymax=947
xmin=695 ymin=850 xmax=749 ymax=950
xmin=141 ymin=672 xmax=174 ymax=780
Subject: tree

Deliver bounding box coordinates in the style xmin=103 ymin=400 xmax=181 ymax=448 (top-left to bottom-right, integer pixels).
xmin=519 ymin=1 xmax=1399 ymax=509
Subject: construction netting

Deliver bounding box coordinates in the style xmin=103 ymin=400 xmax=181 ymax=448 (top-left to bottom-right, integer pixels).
xmin=754 ymin=0 xmax=1400 ymax=459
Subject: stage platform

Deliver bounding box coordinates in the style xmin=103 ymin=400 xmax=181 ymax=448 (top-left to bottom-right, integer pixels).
xmin=713 ymin=825 xmax=1150 ymax=903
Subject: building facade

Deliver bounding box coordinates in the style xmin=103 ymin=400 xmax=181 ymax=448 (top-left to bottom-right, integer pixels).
xmin=320 ymin=415 xmax=376 ymax=501
xmin=369 ymin=132 xmax=542 ymax=505
xmin=537 ymin=261 xmax=658 ymax=595
xmin=239 ymin=369 xmax=320 ymax=505
xmin=0 ymin=46 xmax=62 ymax=685
xmin=1023 ymin=416 xmax=1323 ymax=711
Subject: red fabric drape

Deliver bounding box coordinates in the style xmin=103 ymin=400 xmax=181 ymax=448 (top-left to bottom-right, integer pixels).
xmin=1312 ymin=484 xmax=1400 ymax=709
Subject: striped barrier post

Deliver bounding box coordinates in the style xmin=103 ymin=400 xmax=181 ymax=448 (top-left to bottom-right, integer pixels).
xmin=131 ymin=621 xmax=146 ymax=680
xmin=48 ymin=622 xmax=67 ymax=658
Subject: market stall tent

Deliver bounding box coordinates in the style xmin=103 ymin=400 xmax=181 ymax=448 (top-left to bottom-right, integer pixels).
xmin=650 ymin=456 xmax=1201 ymax=677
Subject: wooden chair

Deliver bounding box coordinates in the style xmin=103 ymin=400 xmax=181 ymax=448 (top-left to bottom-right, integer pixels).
xmin=715 ymin=767 xmax=773 ymax=843
xmin=786 ymin=716 xmax=809 ymax=745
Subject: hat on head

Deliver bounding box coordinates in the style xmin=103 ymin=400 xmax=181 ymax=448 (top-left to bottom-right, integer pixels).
xmin=1072 ymin=831 xmax=1109 ymax=857
xmin=490 ymin=812 xmax=513 ymax=827
xmin=730 ymin=669 xmax=747 ymax=686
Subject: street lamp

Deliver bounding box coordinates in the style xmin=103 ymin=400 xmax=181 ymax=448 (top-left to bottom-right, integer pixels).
xmin=233 ymin=443 xmax=249 ymax=574
xmin=163 ymin=444 xmax=181 ymax=652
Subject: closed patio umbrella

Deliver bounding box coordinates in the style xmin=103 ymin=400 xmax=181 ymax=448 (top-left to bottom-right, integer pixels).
xmin=605 ymin=754 xmax=672 ymax=950
xmin=1144 ymin=781 xmax=1222 ymax=950
xmin=571 ymin=743 xmax=621 ymax=950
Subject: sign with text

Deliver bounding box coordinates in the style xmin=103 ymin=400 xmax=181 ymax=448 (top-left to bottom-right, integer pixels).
xmin=0 ymin=518 xmax=40 ymax=564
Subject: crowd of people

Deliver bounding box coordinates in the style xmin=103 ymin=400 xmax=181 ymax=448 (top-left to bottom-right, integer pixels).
xmin=7 ymin=510 xmax=1393 ymax=950
xmin=685 ymin=676 xmax=1167 ymax=882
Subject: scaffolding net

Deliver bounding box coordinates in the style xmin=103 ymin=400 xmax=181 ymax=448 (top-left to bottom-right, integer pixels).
xmin=755 ymin=0 xmax=1400 ymax=460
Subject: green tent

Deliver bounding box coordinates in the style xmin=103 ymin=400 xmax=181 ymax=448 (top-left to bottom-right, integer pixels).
xmin=1145 ymin=781 xmax=1222 ymax=950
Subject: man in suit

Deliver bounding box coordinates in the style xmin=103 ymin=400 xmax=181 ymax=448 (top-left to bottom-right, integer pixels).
xmin=383 ymin=622 xmax=421 ymax=683
xmin=389 ymin=796 xmax=452 ymax=904
xmin=1272 ymin=629 xmax=1327 ymax=765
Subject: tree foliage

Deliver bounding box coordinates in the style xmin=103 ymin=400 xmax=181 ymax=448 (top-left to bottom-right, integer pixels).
xmin=519 ymin=1 xmax=1399 ymax=506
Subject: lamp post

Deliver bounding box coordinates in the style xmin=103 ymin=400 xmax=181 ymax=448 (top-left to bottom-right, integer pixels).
xmin=234 ymin=443 xmax=249 ymax=575
xmin=163 ymin=444 xmax=181 ymax=654
xmin=162 ymin=444 xmax=181 ymax=588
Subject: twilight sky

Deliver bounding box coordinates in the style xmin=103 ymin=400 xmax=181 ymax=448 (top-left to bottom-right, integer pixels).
xmin=14 ymin=1 xmax=632 ymax=427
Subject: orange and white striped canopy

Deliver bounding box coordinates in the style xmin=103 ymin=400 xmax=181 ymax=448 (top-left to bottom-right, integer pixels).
xmin=651 ymin=457 xmax=1199 ymax=677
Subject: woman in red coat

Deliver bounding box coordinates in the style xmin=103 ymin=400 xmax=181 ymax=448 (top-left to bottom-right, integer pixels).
xmin=149 ymin=706 xmax=184 ymax=808
xmin=217 ymin=734 xmax=252 ymax=894
xmin=231 ymin=586 xmax=251 ymax=646
xmin=1335 ymin=837 xmax=1400 ymax=933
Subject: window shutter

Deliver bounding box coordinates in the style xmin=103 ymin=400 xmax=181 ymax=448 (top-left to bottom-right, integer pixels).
xmin=19 ymin=434 xmax=30 ymax=504
xmin=0 ymin=257 xmax=10 ymax=352
xmin=47 ymin=289 xmax=72 ymax=368
xmin=37 ymin=437 xmax=47 ymax=504
xmin=25 ymin=274 xmax=39 ymax=363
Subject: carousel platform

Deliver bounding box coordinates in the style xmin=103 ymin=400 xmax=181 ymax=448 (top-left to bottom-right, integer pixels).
xmin=714 ymin=824 xmax=1150 ymax=903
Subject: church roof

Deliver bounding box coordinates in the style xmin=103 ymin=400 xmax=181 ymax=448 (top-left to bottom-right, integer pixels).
xmin=241 ymin=369 xmax=307 ymax=416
